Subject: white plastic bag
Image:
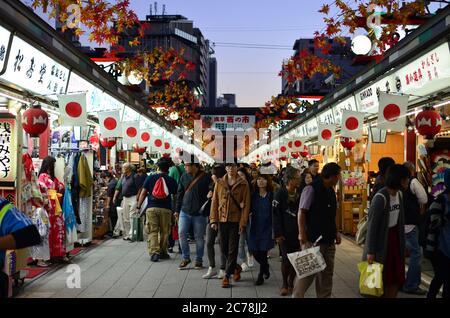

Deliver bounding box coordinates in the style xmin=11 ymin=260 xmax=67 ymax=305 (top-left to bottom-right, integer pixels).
xmin=287 ymin=244 xmax=327 ymax=280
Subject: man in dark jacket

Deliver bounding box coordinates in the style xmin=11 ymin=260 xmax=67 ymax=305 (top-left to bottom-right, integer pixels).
xmin=0 ymin=198 xmax=41 ymax=298
xmin=273 ymin=166 xmax=301 ymax=296
xmin=175 ymin=155 xmax=211 ymax=269
xmin=293 ymin=163 xmax=342 ymax=298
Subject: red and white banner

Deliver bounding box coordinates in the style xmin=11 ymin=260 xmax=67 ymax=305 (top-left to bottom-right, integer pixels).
xmin=139 ymin=130 xmax=152 ymax=148
xmin=163 ymin=141 xmax=172 ymax=154
xmin=378 ymin=92 xmax=409 ymax=132
xmin=122 ymin=121 xmax=140 ymax=145
xmin=152 ymin=136 xmax=164 ymax=153
xmin=58 ymin=93 xmax=87 ymax=126
xmin=279 ymin=142 xmax=289 ymax=159
xmin=288 ymin=138 xmax=305 ymax=152
xmin=318 ymin=124 xmax=335 ymax=147
xmin=341 ymin=110 xmax=365 ymax=139
xmin=98 ymin=110 xmax=122 ymax=138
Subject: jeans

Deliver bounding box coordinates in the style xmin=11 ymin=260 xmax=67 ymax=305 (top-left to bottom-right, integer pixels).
xmin=238 ymin=228 xmax=248 ymax=263
xmin=219 ymin=222 xmax=240 ymax=277
xmin=178 ymin=211 xmax=207 ymax=263
xmin=206 ymin=223 xmax=226 ymax=269
xmin=404 ymin=226 xmax=422 ymax=291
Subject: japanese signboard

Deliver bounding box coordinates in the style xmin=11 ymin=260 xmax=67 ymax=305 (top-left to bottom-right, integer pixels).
xmin=0 ymin=25 xmax=11 ymax=72
xmin=355 ymin=75 xmax=396 ymax=114
xmin=0 ymin=115 xmax=17 ymax=187
xmin=332 ymin=96 xmax=358 ymax=126
xmin=317 ymin=109 xmax=335 ymax=125
xmin=0 ymin=36 xmax=70 ymax=100
xmin=305 ymin=118 xmax=318 ymax=137
xmin=201 ymin=115 xmax=255 ymax=130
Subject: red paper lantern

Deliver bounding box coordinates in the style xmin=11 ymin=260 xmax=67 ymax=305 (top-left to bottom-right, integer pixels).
xmin=415 ymin=108 xmax=442 ymax=139
xmin=133 ymin=145 xmax=147 ymax=154
xmin=101 ymin=137 xmax=116 ymax=149
xmin=340 ymin=136 xmax=356 ymax=150
xmin=280 ymin=156 xmax=287 ymax=161
xmin=291 ymin=152 xmax=300 ymax=159
xmin=300 ymin=150 xmax=309 ymax=158
xmin=162 ymin=153 xmax=171 ymax=158
xmin=22 ymin=104 xmax=48 ymax=137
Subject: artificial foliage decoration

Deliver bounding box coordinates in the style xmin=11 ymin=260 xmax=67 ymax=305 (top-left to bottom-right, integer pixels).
xmin=148 ymin=81 xmax=200 ymax=130
xmin=31 ymin=0 xmax=145 ymax=46
xmin=281 ymin=0 xmax=427 ymax=85
xmin=118 ymin=47 xmax=197 ymax=85
xmin=255 ymin=95 xmax=312 ymax=129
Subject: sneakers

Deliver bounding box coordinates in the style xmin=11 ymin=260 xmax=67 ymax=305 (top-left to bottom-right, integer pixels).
xmin=202 ymin=267 xmax=217 ymax=279
xmin=222 ymin=276 xmax=230 ymax=288
xmin=194 ymin=261 xmax=203 ymax=269
xmin=241 ymin=262 xmax=250 ymax=272
xmin=402 ymin=287 xmax=427 ymax=295
xmin=150 ymin=253 xmax=160 ymax=262
xmin=233 ymin=264 xmax=242 ymax=282
xmin=179 ymin=259 xmax=191 ymax=269
xmin=168 ymin=248 xmax=174 ymax=254
xmin=217 ymin=269 xmax=226 ymax=279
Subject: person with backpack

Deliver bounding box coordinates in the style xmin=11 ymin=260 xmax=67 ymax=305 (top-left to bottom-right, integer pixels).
xmin=175 ymin=155 xmax=211 ymax=269
xmin=210 ymin=162 xmax=251 ymax=288
xmin=137 ymin=157 xmax=178 ymax=262
xmin=363 ymin=164 xmax=410 ymax=298
xmin=369 ymin=157 xmax=396 ymax=202
xmin=0 ymin=197 xmax=41 ymax=298
xmin=402 ymin=161 xmax=428 ymax=295
xmin=426 ymin=168 xmax=450 ymax=299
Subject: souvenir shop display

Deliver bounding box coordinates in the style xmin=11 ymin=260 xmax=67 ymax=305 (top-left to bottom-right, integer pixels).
xmin=92 ymin=173 xmax=109 ymax=239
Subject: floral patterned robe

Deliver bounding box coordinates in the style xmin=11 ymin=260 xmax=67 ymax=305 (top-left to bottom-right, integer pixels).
xmin=38 ymin=173 xmax=66 ymax=258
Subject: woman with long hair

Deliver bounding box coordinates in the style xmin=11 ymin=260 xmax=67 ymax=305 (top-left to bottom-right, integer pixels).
xmin=363 ymin=164 xmax=410 ymax=298
xmin=248 ymin=174 xmax=274 ymax=285
xmin=38 ymin=156 xmax=67 ymax=263
xmin=299 ymin=171 xmax=313 ymax=195
xmin=203 ymin=165 xmax=227 ymax=279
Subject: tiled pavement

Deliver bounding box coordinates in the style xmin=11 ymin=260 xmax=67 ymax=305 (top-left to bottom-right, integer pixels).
xmin=17 ymin=237 xmax=427 ymax=298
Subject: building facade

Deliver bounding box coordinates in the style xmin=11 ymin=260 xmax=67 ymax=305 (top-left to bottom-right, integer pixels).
xmin=207 ymin=57 xmax=217 ymax=108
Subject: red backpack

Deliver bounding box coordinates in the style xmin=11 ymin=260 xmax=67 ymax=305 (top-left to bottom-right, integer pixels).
xmin=152 ymin=176 xmax=169 ymax=199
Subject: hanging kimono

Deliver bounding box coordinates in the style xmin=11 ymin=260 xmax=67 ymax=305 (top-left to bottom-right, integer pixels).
xmin=63 ymin=187 xmax=78 ymax=249
xmin=30 ymin=207 xmax=50 ymax=261
xmin=38 ymin=173 xmax=66 ymax=258
xmin=77 ymin=153 xmax=93 ymax=234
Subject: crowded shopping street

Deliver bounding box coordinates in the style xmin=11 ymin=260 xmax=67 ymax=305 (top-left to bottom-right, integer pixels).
xmin=0 ymin=0 xmax=449 ymax=305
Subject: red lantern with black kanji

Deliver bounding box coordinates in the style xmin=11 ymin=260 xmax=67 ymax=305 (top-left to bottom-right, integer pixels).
xmin=22 ymin=104 xmax=48 ymax=137
xmin=101 ymin=137 xmax=116 ymax=149
xmin=415 ymin=108 xmax=442 ymax=139
xmin=133 ymin=145 xmax=147 ymax=154
xmin=280 ymin=156 xmax=287 ymax=161
xmin=291 ymin=152 xmax=300 ymax=159
xmin=340 ymin=136 xmax=356 ymax=150
xmin=300 ymin=150 xmax=309 ymax=158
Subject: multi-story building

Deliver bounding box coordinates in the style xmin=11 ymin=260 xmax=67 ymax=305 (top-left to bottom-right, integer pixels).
xmin=116 ymin=14 xmax=210 ymax=107
xmin=217 ymin=94 xmax=237 ymax=108
xmin=207 ymin=57 xmax=217 ymax=108
xmin=282 ymin=38 xmax=367 ymax=96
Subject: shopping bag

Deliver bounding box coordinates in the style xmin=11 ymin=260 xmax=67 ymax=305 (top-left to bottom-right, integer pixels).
xmin=172 ymin=223 xmax=179 ymax=241
xmin=357 ymin=261 xmax=384 ymax=297
xmin=287 ymin=244 xmax=326 ymax=279
xmin=131 ymin=216 xmax=144 ymax=242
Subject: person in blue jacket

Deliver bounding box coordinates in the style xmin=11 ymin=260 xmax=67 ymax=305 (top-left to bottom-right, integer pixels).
xmin=248 ymin=174 xmax=274 ymax=286
xmin=0 ymin=197 xmax=40 ymax=298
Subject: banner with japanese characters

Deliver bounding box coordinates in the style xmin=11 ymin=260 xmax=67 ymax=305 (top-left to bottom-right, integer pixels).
xmin=57 ymin=93 xmax=87 ymax=127
xmin=98 ymin=110 xmax=122 ymax=138
xmin=0 ymin=114 xmax=17 ymax=186
xmin=201 ymin=115 xmax=255 ymax=130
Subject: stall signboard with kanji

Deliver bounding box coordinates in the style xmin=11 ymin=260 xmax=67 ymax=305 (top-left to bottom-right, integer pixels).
xmin=317 ymin=109 xmax=335 ymax=125
xmin=332 ymin=96 xmax=358 ymax=126
xmin=305 ymin=118 xmax=318 ymax=137
xmin=354 ymin=42 xmax=450 ymax=114
xmin=0 ymin=115 xmax=17 ymax=187
xmin=0 ymin=36 xmax=70 ymax=100
xmin=0 ymin=25 xmax=11 ymax=72
xmin=201 ymin=115 xmax=255 ymax=130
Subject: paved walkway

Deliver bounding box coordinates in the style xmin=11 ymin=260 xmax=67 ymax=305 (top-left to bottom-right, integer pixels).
xmin=17 ymin=237 xmax=426 ymax=298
